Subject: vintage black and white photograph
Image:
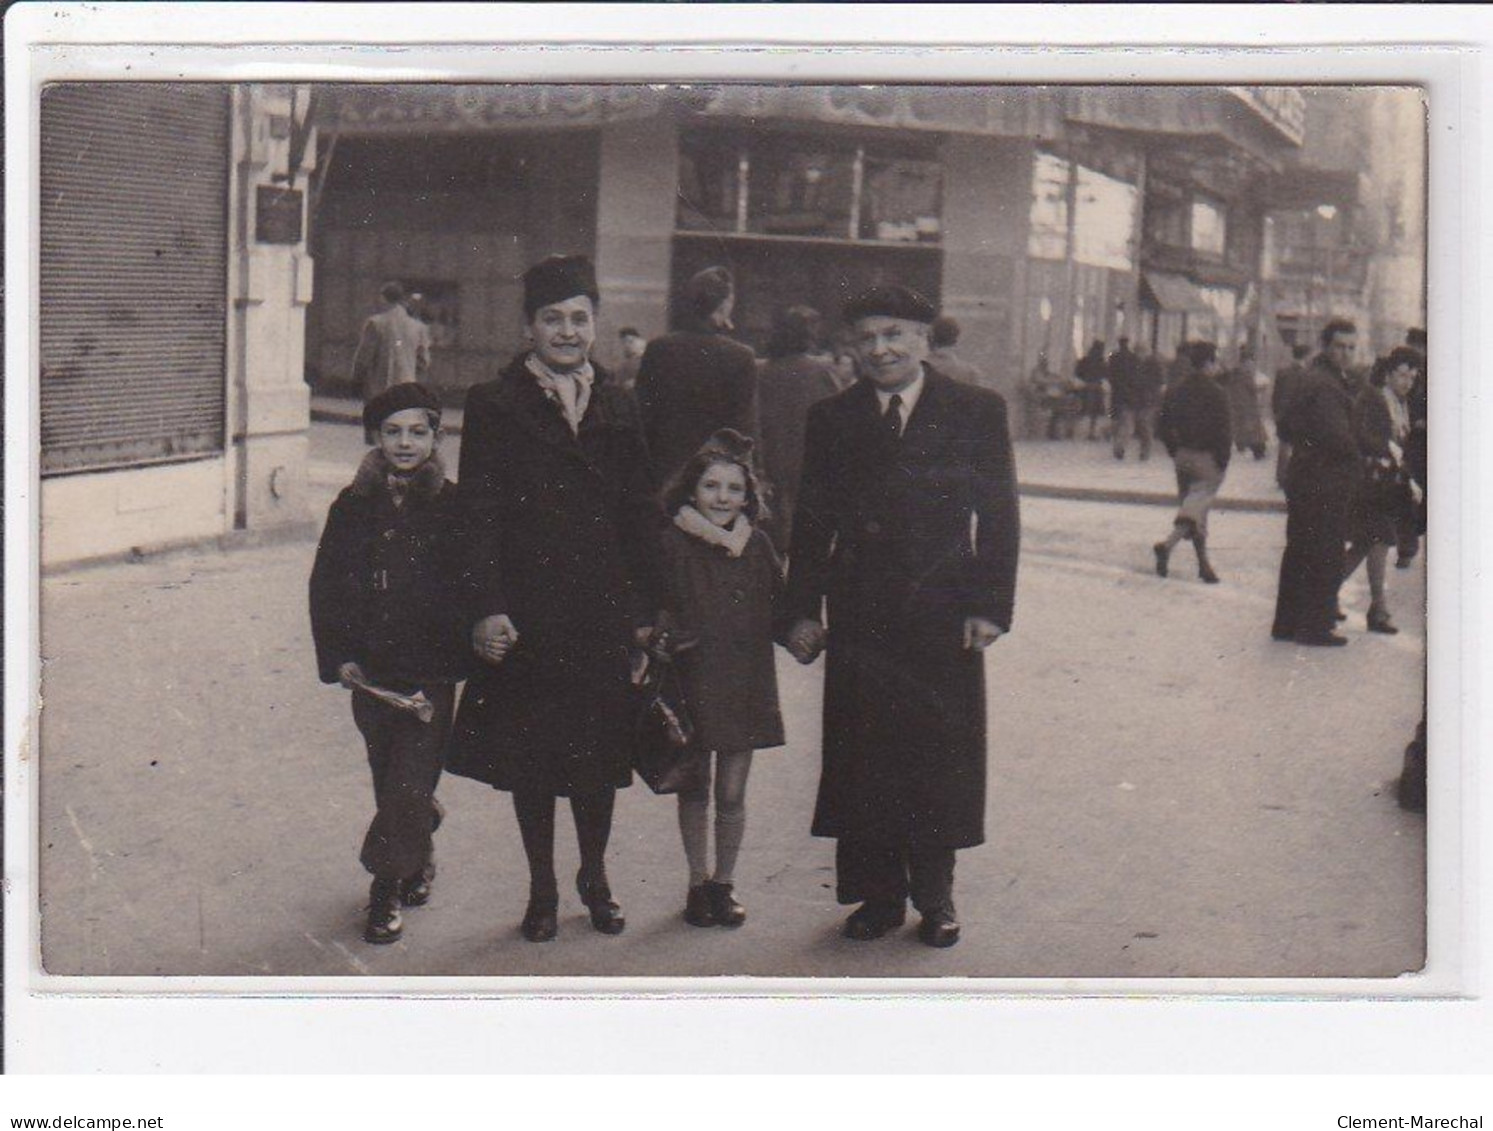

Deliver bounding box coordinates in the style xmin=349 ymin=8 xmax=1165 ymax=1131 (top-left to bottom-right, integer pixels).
xmin=29 ymin=78 xmax=1431 ymax=983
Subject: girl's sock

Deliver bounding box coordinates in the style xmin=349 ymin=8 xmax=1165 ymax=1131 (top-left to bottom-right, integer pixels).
xmin=677 ymin=791 xmax=711 ymax=888
xmin=712 ymin=750 xmax=753 ymax=885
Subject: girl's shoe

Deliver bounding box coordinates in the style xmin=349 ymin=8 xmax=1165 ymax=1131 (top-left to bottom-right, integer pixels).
xmin=364 ymin=879 xmax=404 ymax=945
xmin=1367 ymin=610 xmax=1400 ymax=635
xmin=705 ymin=880 xmax=746 ymax=928
xmin=684 ymin=884 xmax=716 ymax=927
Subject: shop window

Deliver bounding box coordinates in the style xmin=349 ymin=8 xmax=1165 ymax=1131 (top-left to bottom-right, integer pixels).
xmin=1029 ymin=153 xmax=1137 ymax=271
xmin=677 ymin=136 xmax=743 ymax=232
xmin=1074 ymin=166 xmax=1138 ymax=272
xmin=1191 ymin=197 xmax=1227 ymax=258
xmin=858 ymin=154 xmax=942 ymax=243
xmin=746 ymin=137 xmax=855 ymax=238
xmin=676 ymin=129 xmax=941 ymax=245
xmin=1028 ymin=151 xmax=1070 ymax=260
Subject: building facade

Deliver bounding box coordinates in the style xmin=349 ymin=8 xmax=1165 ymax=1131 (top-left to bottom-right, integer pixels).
xmin=39 ymin=83 xmax=315 ymax=567
xmin=306 ymin=85 xmax=1307 ymax=433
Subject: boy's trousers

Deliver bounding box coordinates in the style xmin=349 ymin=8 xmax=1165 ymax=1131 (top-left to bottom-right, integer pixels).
xmin=352 ymin=682 xmax=455 ymax=880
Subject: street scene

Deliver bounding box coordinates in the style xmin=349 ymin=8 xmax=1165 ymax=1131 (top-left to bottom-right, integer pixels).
xmin=33 ymin=82 xmax=1427 ymax=981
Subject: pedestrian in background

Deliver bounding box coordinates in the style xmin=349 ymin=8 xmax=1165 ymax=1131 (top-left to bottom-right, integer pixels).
xmin=614 ymin=326 xmax=647 ymax=392
xmin=308 ymin=382 xmax=468 ymax=945
xmin=1225 ymin=345 xmax=1269 ymax=460
xmin=351 ymin=281 xmax=432 ymax=405
xmin=658 ymin=430 xmax=786 ymax=930
xmin=1131 ymin=338 xmax=1165 ymax=460
xmin=784 ymin=284 xmax=1020 ymax=950
xmin=1107 ymin=336 xmax=1140 ymax=459
xmin=448 ymin=255 xmax=663 ymax=943
xmin=928 ymin=315 xmax=983 ymax=384
xmin=635 ymin=265 xmax=760 ymax=486
xmin=1272 ymin=343 xmax=1312 ymax=489
xmin=1271 ymin=318 xmax=1362 ymax=647
xmin=1075 ymin=339 xmax=1109 ymax=441
xmin=1341 ymin=347 xmax=1423 ymax=635
xmin=1153 ymin=340 xmax=1232 ymax=585
xmin=757 ymin=304 xmax=840 ymax=550
xmin=1399 ymin=327 xmax=1428 ymax=568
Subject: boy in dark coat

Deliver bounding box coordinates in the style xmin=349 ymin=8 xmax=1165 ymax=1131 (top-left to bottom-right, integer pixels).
xmin=309 ymin=383 xmax=468 ymax=944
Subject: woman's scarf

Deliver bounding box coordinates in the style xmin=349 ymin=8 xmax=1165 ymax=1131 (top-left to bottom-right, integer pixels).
xmin=525 ymin=353 xmax=595 ymax=434
xmin=674 ymin=505 xmax=753 ymax=558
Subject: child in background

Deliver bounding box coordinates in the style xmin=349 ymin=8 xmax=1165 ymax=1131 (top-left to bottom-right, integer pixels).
xmin=658 ymin=429 xmax=786 ymax=929
xmin=309 ymin=383 xmax=469 ymax=944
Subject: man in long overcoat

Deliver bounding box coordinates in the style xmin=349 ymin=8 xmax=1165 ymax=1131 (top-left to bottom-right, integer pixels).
xmin=1271 ymin=318 xmax=1362 ymax=647
xmin=352 ymin=280 xmax=432 ymax=401
xmin=783 ymin=285 xmax=1020 ymax=949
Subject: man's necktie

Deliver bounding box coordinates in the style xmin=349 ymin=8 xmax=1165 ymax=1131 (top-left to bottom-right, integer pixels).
xmin=885 ymin=393 xmax=904 ymax=440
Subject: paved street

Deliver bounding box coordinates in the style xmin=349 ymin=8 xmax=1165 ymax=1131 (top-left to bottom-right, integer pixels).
xmin=36 ymin=425 xmax=1426 ymax=980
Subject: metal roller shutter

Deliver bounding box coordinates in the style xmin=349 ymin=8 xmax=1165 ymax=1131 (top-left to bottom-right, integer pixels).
xmin=40 ymin=84 xmax=229 ymax=476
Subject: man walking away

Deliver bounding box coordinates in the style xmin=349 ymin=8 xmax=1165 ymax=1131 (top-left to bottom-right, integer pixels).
xmin=1132 ymin=339 xmax=1165 ymax=460
xmin=352 ymin=281 xmax=432 ymax=402
xmin=1107 ymin=336 xmax=1140 ymax=460
xmin=1270 ymin=319 xmax=1362 ymax=647
xmin=1153 ymin=340 xmax=1232 ymax=584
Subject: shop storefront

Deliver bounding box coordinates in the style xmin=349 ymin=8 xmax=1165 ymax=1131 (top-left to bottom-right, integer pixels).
xmin=39 ymin=83 xmax=314 ymax=566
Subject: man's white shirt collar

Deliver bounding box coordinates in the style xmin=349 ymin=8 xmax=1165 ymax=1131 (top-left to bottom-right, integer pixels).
xmin=875 ymin=370 xmax=926 ymax=433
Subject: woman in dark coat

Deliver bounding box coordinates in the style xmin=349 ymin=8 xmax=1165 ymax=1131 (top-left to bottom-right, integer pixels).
xmin=1223 ymin=347 xmax=1268 ymax=459
xmin=756 ymin=304 xmax=840 ymax=550
xmin=1342 ymin=347 xmax=1421 ymax=635
xmin=448 ymin=255 xmax=663 ymax=943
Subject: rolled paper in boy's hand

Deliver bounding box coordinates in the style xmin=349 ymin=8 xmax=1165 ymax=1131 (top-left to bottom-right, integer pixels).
xmin=346 ymin=672 xmax=435 ymax=724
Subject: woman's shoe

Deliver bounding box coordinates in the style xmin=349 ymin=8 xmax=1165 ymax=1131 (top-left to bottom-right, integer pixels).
xmin=577 ymin=870 xmax=626 ymax=936
xmin=684 ymin=885 xmax=716 ymax=927
xmin=1152 ymin=542 xmax=1170 ymax=578
xmin=520 ymin=901 xmax=559 ymax=943
xmin=705 ymin=880 xmax=746 ymax=928
xmin=364 ymin=879 xmax=403 ymax=945
xmin=1367 ymin=611 xmax=1400 ymax=635
xmin=1198 ymin=564 xmax=1220 ymax=584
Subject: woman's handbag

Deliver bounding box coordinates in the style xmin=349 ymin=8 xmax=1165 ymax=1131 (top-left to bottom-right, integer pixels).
xmin=633 ymin=631 xmax=708 ymax=795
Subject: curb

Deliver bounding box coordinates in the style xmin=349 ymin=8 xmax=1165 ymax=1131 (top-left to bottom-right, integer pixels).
xmin=43 ymin=519 xmax=322 ymax=576
xmin=312 ymin=406 xmax=1286 ymax=515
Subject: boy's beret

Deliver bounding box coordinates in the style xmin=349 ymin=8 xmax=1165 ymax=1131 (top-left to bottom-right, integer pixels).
xmin=363 ymin=382 xmax=442 ymax=433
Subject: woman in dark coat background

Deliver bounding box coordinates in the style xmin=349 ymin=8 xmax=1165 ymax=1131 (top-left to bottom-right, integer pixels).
xmin=1075 ymin=339 xmax=1109 ymax=441
xmin=448 ymin=255 xmax=663 ymax=943
xmin=756 ymin=304 xmax=840 ymax=550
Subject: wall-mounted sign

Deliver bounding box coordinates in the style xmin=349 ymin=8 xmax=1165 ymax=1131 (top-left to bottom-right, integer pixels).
xmin=255 ymin=186 xmax=304 ymax=245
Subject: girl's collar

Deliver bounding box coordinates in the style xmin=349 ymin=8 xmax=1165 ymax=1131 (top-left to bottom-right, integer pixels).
xmin=674 ymin=505 xmax=753 ymax=557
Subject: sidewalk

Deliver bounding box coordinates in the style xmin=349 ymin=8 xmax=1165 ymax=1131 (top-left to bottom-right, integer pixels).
xmin=313 ymin=394 xmax=1286 ymax=513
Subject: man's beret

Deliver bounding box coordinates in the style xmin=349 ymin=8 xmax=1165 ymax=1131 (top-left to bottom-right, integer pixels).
xmin=363 ymin=382 xmax=442 ymax=434
xmin=842 ymin=284 xmax=938 ymax=326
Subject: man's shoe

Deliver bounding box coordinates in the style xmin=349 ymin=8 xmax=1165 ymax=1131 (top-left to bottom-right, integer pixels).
xmin=1271 ymin=628 xmax=1295 ymax=642
xmin=1295 ymin=631 xmax=1349 ymax=647
xmin=364 ymin=879 xmax=403 ymax=945
xmin=917 ymin=910 xmax=961 ymax=949
xmin=1153 ymin=542 xmax=1170 ymax=578
xmin=1198 ymin=564 xmax=1221 ymax=585
xmin=520 ymin=901 xmax=559 ymax=943
xmin=1334 ymin=607 xmax=1348 ymax=622
xmin=684 ymin=885 xmax=716 ymax=928
xmin=1395 ymin=554 xmax=1416 ymax=571
xmin=842 ymin=902 xmax=906 ymax=941
xmin=705 ymin=880 xmax=746 ymax=928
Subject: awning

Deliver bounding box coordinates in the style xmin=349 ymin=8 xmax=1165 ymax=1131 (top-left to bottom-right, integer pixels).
xmin=1142 ymin=271 xmax=1214 ymax=315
